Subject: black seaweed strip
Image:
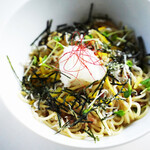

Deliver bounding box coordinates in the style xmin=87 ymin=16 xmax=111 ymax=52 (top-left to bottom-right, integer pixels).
xmin=63 ymin=88 xmax=85 ymax=101
xmin=67 ymin=103 xmax=78 ymax=117
xmin=47 ymin=70 xmax=59 ymax=78
xmin=86 ymin=3 xmax=94 ymax=24
xmin=93 ymin=28 xmax=113 ymax=44
xmin=113 ymin=79 xmax=128 ymax=98
xmin=74 ymin=94 xmax=88 ymax=111
xmin=51 ymin=80 xmax=61 ymax=86
xmin=73 ymin=22 xmax=88 ymax=34
xmin=30 ymin=20 xmax=52 ymax=46
xmin=109 ymin=75 xmax=126 ymax=86
xmin=56 ymin=24 xmax=67 ymax=31
xmin=127 ymin=51 xmax=141 ymax=59
xmin=83 ymin=129 xmax=96 ymax=141
xmin=28 ymin=75 xmax=65 ymax=112
xmin=46 ymin=93 xmax=68 ymax=112
xmin=49 ymin=91 xmax=62 ymax=94
xmin=38 ymin=99 xmax=41 ymax=110
xmin=108 ymin=74 xmax=119 ymax=82
xmin=85 ymin=80 xmax=98 ymax=89
xmin=60 ymin=32 xmax=66 ymax=40
xmin=93 ymin=109 xmax=105 ymax=127
xmin=59 ymin=71 xmax=71 ymax=79
xmin=122 ymin=41 xmax=139 ymax=59
xmin=80 ymin=120 xmax=93 ymax=123
xmin=53 ymin=71 xmax=58 ymax=89
xmin=62 ymin=97 xmax=80 ymax=115
xmin=69 ymin=115 xmax=86 ymax=127
xmin=30 ymin=77 xmax=48 ymax=81
xmin=70 ymin=98 xmax=77 ymax=109
xmin=46 ymin=93 xmax=74 ymax=113
xmin=57 ymin=112 xmax=62 ymax=128
xmin=93 ymin=70 xmax=109 ymax=96
xmin=83 ymin=88 xmax=90 ymax=102
xmin=138 ymin=36 xmax=147 ymax=55
xmin=57 ymin=26 xmax=75 ymax=33
xmin=93 ymin=14 xmax=111 ymax=21
xmin=78 ymin=89 xmax=90 ymax=114
xmin=83 ymin=125 xmax=98 ymax=141
xmin=31 ymin=71 xmax=48 ymax=87
xmin=63 ymin=88 xmax=87 ymax=112
xmin=78 ymin=101 xmax=87 ymax=115
xmin=56 ymin=120 xmax=71 ymax=134
xmin=111 ymin=82 xmax=126 ymax=86
xmin=138 ymin=36 xmax=147 ymax=67
xmin=47 ymin=45 xmax=53 ymax=51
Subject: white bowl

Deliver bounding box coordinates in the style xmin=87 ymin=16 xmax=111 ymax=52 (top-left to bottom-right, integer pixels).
xmin=0 ymin=0 xmax=150 ymax=148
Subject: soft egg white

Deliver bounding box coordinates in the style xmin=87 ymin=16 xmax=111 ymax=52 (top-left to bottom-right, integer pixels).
xmin=59 ymin=45 xmax=106 ymax=87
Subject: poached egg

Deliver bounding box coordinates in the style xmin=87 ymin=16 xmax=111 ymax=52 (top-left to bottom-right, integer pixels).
xmin=59 ymin=45 xmax=106 ymax=87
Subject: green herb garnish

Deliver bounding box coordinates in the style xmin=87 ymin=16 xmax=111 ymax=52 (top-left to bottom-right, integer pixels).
xmin=126 ymin=60 xmax=133 ymax=67
xmin=111 ymin=34 xmax=117 ymax=41
xmin=124 ymin=83 xmax=132 ymax=98
xmin=102 ymin=31 xmax=109 ymax=37
xmin=147 ymin=87 xmax=150 ymax=91
xmin=141 ymin=78 xmax=150 ymax=88
xmin=83 ymin=106 xmax=92 ymax=114
xmin=58 ymin=43 xmax=64 ymax=49
xmin=84 ymin=34 xmax=93 ymax=39
xmin=124 ymin=90 xmax=132 ymax=98
xmin=114 ymin=110 xmax=125 ymax=117
xmin=41 ymin=63 xmax=52 ymax=69
xmin=39 ymin=55 xmax=52 ymax=69
xmin=42 ymin=55 xmax=48 ymax=61
xmin=141 ymin=78 xmax=150 ymax=91
xmin=53 ymin=36 xmax=61 ymax=42
xmin=33 ymin=56 xmax=37 ymax=65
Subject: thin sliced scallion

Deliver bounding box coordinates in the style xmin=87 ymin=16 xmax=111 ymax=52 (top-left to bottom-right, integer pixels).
xmin=6 ymin=56 xmax=21 ymax=83
xmin=40 ymin=40 xmax=64 ymax=66
xmin=107 ymin=29 xmax=131 ymax=37
xmin=24 ymin=60 xmax=34 ymax=76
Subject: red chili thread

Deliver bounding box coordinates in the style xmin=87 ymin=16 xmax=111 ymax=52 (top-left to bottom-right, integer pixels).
xmin=58 ymin=31 xmax=106 ymax=86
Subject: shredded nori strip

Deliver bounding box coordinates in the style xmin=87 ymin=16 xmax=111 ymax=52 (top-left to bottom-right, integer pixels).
xmin=86 ymin=3 xmax=94 ymax=24
xmin=56 ymin=23 xmax=67 ymax=31
xmin=30 ymin=20 xmax=52 ymax=46
xmin=138 ymin=36 xmax=147 ymax=68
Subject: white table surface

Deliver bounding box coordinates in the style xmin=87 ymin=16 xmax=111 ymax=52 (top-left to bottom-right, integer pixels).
xmin=0 ymin=0 xmax=150 ymax=150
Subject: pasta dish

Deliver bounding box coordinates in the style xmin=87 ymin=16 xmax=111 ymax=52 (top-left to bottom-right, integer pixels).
xmin=19 ymin=4 xmax=150 ymax=141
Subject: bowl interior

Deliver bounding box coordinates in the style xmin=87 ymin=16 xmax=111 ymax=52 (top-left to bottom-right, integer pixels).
xmin=0 ymin=0 xmax=150 ymax=148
